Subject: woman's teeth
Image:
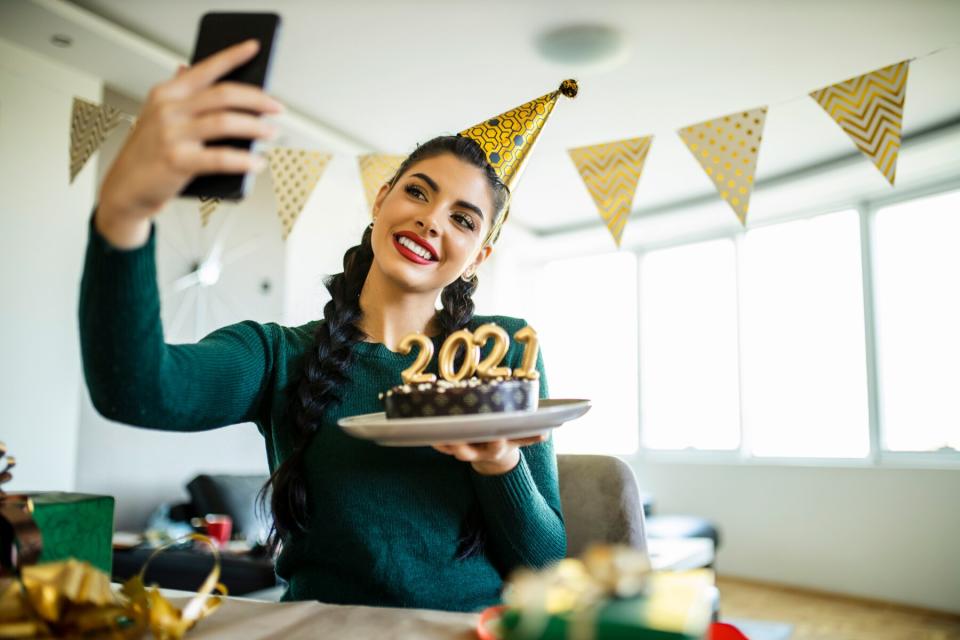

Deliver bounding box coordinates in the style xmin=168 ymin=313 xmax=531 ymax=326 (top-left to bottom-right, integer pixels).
xmin=397 ymin=236 xmax=434 ymax=260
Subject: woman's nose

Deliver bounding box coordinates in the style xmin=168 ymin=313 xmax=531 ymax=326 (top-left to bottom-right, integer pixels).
xmin=415 ymin=214 xmax=441 ymax=237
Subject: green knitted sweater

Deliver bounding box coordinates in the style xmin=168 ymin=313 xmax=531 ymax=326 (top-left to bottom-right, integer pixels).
xmin=78 ymin=213 xmax=566 ymax=612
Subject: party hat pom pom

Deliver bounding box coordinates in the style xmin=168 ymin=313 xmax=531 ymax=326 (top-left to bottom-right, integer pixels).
xmin=559 ymin=79 xmax=579 ymax=98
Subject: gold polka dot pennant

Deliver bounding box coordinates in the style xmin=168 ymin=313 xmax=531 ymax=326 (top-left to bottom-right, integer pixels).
xmin=678 ymin=106 xmax=767 ymax=226
xmin=69 ymin=97 xmax=125 ymax=183
xmin=568 ymin=136 xmax=653 ymax=247
xmin=199 ymin=196 xmax=221 ymax=227
xmin=358 ymin=153 xmax=404 ymax=216
xmin=810 ymin=61 xmax=908 ymax=186
xmin=266 ymin=148 xmax=331 ymax=240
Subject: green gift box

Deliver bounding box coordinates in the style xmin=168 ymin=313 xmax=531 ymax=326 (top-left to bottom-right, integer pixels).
xmin=500 ymin=570 xmax=716 ymax=640
xmin=28 ymin=492 xmax=115 ymax=574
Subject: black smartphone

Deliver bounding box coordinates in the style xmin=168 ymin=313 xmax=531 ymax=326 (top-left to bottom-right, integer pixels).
xmin=180 ymin=12 xmax=281 ymax=201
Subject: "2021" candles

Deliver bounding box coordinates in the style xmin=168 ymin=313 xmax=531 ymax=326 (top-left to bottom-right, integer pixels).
xmin=399 ymin=323 xmax=540 ymax=385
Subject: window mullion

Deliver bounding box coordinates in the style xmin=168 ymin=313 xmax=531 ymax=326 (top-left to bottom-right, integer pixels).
xmin=733 ymin=231 xmax=750 ymax=461
xmin=635 ymin=248 xmax=645 ymax=455
xmin=858 ymin=201 xmax=883 ymax=463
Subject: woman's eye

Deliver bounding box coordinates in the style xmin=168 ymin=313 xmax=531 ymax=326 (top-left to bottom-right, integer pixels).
xmin=405 ymin=184 xmax=426 ymax=200
xmin=453 ymin=213 xmax=476 ymax=231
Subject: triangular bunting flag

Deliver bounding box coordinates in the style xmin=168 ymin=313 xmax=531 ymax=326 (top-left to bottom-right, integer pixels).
xmin=199 ymin=196 xmax=221 ymax=227
xmin=266 ymin=148 xmax=331 ymax=240
xmin=70 ymin=97 xmax=124 ymax=183
xmin=568 ymin=136 xmax=653 ymax=247
xmin=358 ymin=153 xmax=404 ymax=215
xmin=810 ymin=61 xmax=908 ymax=186
xmin=678 ymin=107 xmax=767 ymax=226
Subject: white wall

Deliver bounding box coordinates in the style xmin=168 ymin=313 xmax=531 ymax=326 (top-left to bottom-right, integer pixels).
xmin=630 ymin=460 xmax=960 ymax=614
xmin=282 ymin=152 xmax=370 ymax=326
xmin=0 ymin=37 xmax=99 ymax=492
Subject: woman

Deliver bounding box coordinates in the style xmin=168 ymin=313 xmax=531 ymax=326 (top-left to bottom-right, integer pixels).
xmin=81 ymin=40 xmax=566 ymax=612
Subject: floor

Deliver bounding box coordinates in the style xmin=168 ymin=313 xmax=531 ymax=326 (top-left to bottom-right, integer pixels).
xmin=716 ymin=576 xmax=960 ymax=640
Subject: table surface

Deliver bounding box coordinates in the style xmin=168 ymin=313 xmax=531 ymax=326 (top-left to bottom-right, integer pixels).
xmin=163 ymin=593 xmax=480 ymax=640
xmin=128 ymin=538 xmax=715 ymax=639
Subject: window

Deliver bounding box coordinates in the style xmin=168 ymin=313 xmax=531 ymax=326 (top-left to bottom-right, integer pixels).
xmin=531 ymin=187 xmax=958 ymax=464
xmin=740 ymin=211 xmax=870 ymax=458
xmin=873 ymin=190 xmax=960 ymax=453
xmin=639 ymin=239 xmax=740 ymax=450
xmin=537 ymin=252 xmax=638 ymax=454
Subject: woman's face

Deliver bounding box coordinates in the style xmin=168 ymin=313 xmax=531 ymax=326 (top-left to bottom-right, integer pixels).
xmin=370 ymin=153 xmax=495 ymax=294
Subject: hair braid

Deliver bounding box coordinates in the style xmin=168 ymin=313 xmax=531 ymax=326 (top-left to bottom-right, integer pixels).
xmin=259 ymin=226 xmax=374 ymax=553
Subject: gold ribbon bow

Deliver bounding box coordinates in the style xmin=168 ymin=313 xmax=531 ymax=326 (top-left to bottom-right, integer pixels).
xmin=0 ymin=534 xmax=227 ymax=639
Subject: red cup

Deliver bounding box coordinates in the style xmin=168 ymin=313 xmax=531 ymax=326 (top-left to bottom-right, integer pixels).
xmin=204 ymin=514 xmax=232 ymax=548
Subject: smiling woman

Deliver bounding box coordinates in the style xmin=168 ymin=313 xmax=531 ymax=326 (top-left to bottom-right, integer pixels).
xmin=78 ymin=37 xmax=576 ymax=613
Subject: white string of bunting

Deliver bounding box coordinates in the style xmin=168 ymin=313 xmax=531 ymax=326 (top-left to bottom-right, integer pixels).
xmin=67 ymin=42 xmax=957 ymax=245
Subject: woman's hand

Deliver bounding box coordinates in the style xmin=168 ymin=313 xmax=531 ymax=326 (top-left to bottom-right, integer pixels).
xmin=97 ymin=39 xmax=283 ymax=247
xmin=432 ymin=434 xmax=548 ymax=476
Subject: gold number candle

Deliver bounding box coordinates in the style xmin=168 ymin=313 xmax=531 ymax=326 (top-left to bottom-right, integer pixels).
xmin=512 ymin=326 xmax=541 ymax=380
xmin=438 ymin=329 xmax=480 ymax=382
xmin=398 ymin=333 xmax=437 ymax=385
xmin=473 ymin=323 xmax=512 ymax=379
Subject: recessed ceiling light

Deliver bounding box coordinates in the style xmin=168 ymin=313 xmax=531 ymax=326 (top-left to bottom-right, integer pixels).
xmin=50 ymin=34 xmax=73 ymax=48
xmin=535 ymin=24 xmax=628 ymax=72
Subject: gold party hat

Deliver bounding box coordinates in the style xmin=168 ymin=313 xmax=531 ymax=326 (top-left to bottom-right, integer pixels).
xmin=460 ymin=80 xmax=578 ymax=243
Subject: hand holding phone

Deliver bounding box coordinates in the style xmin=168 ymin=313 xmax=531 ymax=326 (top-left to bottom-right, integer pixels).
xmin=180 ymin=12 xmax=282 ymax=200
xmin=96 ymin=38 xmax=283 ymax=249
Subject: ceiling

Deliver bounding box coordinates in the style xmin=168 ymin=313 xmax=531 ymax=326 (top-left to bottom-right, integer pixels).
xmin=4 ymin=0 xmax=960 ymax=236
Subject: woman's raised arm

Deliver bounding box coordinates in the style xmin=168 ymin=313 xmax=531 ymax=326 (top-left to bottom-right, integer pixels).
xmin=79 ymin=212 xmax=283 ymax=431
xmin=80 ymin=40 xmax=286 ymax=431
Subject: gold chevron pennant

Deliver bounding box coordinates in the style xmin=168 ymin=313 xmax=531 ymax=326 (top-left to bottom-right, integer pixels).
xmin=69 ymin=97 xmax=125 ymax=183
xmin=678 ymin=107 xmax=767 ymax=226
xmin=810 ymin=61 xmax=908 ymax=186
xmin=568 ymin=136 xmax=653 ymax=247
xmin=358 ymin=153 xmax=404 ymax=215
xmin=266 ymin=148 xmax=331 ymax=240
xmin=199 ymin=196 xmax=221 ymax=227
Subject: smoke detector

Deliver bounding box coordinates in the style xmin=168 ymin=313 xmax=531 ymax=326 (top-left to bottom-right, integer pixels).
xmin=535 ymin=24 xmax=628 ymax=72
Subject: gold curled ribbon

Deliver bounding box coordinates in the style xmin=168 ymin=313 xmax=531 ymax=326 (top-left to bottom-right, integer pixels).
xmin=0 ymin=533 xmax=226 ymax=639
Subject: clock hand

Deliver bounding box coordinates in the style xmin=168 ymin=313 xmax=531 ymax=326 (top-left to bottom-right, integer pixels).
xmin=201 ymin=209 xmax=239 ymax=269
xmin=171 ymin=270 xmax=201 ymax=293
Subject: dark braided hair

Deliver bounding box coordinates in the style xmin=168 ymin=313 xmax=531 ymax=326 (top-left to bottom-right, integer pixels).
xmin=259 ymin=135 xmax=509 ymax=556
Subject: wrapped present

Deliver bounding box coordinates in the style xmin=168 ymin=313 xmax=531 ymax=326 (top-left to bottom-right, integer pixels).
xmin=1 ymin=443 xmax=227 ymax=638
xmin=30 ymin=492 xmax=115 ymax=574
xmin=0 ymin=444 xmax=114 ymax=574
xmin=499 ymin=545 xmax=716 ymax=640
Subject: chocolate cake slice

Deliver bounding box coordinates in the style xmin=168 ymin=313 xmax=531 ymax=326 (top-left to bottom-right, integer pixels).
xmin=380 ymin=378 xmax=539 ymax=419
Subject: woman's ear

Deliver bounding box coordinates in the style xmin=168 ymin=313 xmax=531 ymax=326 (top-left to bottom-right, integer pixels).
xmin=465 ymin=245 xmax=493 ymax=277
xmin=372 ymin=183 xmax=390 ymax=218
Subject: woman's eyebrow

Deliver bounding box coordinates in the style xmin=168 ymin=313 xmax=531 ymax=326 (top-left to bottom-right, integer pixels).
xmin=410 ymin=172 xmax=485 ymax=219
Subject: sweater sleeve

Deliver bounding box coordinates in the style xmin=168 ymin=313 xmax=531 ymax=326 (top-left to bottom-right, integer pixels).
xmin=470 ymin=320 xmax=567 ymax=572
xmin=78 ymin=209 xmax=276 ymax=432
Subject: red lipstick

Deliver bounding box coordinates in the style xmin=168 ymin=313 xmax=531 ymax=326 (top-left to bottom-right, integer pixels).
xmin=393 ymin=231 xmax=438 ymax=265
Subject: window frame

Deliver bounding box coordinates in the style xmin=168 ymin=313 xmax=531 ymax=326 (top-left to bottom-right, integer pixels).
xmin=535 ymin=177 xmax=960 ymax=470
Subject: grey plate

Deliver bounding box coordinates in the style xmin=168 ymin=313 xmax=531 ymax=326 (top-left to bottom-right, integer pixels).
xmin=337 ymin=398 xmax=591 ymax=447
